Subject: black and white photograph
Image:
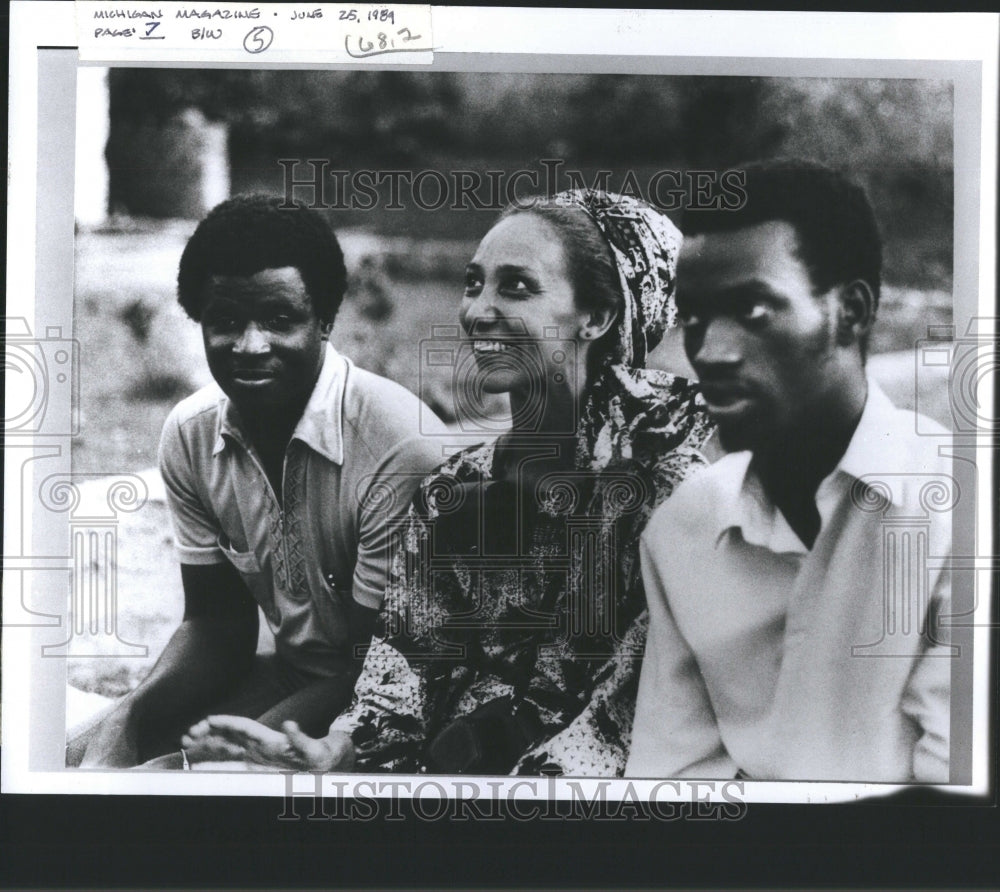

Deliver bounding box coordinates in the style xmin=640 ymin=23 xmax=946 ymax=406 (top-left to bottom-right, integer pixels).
xmin=3 ymin=4 xmax=997 ymax=823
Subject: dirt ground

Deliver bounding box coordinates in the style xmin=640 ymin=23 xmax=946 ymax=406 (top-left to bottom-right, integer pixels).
xmin=66 ymin=223 xmax=955 ymax=727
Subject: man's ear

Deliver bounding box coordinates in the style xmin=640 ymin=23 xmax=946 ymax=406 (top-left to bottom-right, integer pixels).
xmin=320 ymin=319 xmax=334 ymax=339
xmin=835 ymin=280 xmax=876 ymax=348
xmin=580 ymin=305 xmax=618 ymax=342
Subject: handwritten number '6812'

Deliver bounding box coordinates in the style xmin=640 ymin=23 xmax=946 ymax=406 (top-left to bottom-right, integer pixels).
xmin=349 ymin=27 xmax=422 ymax=57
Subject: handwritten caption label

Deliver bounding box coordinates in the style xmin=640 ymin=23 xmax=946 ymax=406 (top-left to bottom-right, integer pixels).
xmin=76 ymin=3 xmax=433 ymax=63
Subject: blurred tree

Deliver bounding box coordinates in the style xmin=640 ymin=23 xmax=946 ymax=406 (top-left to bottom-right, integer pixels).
xmin=758 ymin=78 xmax=953 ymax=286
xmin=760 ymin=78 xmax=952 ymax=169
xmin=674 ymin=77 xmax=789 ymax=167
xmin=108 ymin=70 xmax=951 ymax=175
xmin=563 ymin=76 xmax=685 ymax=163
xmin=110 ymin=69 xmax=463 ymax=165
xmin=109 ymin=69 xmax=269 ymax=124
xmin=105 ymin=69 xmax=953 ymax=287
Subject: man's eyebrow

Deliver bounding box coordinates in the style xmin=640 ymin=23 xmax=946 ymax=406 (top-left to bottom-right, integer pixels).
xmin=203 ymin=293 xmax=303 ymax=311
xmin=254 ymin=289 xmax=303 ymax=301
xmin=727 ymin=279 xmax=777 ymax=293
xmin=202 ymin=293 xmax=240 ymax=306
xmin=688 ymin=280 xmax=784 ymax=301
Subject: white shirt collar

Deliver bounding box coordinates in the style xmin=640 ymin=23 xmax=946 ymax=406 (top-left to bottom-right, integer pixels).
xmin=716 ymin=379 xmax=909 ymax=554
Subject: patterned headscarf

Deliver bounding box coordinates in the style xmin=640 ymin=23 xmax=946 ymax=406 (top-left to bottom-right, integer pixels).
xmin=555 ymin=189 xmax=681 ymax=368
xmin=535 ymin=190 xmax=700 ymax=471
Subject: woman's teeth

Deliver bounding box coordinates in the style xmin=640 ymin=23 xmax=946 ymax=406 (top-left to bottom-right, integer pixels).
xmin=473 ymin=340 xmax=509 ymax=353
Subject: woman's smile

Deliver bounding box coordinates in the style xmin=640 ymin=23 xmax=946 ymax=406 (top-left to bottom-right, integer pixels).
xmin=472 ymin=339 xmax=512 ymax=353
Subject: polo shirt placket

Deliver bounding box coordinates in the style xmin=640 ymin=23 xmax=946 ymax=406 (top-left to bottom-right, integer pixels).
xmin=217 ymin=406 xmax=316 ymax=624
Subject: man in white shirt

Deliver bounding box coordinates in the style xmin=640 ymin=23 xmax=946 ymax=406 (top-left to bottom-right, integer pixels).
xmin=627 ymin=160 xmax=952 ymax=782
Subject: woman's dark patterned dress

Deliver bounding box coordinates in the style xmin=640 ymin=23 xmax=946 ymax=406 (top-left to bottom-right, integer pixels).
xmin=330 ymin=370 xmax=712 ymax=776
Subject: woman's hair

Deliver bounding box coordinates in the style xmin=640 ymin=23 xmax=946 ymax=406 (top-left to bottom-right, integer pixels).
xmin=499 ymin=198 xmax=623 ymax=375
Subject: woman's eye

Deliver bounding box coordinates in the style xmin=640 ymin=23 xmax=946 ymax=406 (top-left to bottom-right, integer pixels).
xmin=500 ymin=277 xmax=533 ymax=297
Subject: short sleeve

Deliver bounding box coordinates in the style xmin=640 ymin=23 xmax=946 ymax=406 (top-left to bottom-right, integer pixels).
xmin=158 ymin=407 xmax=226 ymax=566
xmin=351 ymin=434 xmax=446 ymax=610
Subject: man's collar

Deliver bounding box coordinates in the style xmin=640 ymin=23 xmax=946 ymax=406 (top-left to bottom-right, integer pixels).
xmin=715 ymin=452 xmax=810 ymax=554
xmin=833 ymin=378 xmax=905 ymax=484
xmin=213 ymin=342 xmax=347 ymax=464
xmin=714 ymin=378 xmax=907 ymax=551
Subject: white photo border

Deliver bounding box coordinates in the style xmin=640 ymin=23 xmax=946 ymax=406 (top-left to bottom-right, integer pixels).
xmin=4 ymin=3 xmax=998 ymax=805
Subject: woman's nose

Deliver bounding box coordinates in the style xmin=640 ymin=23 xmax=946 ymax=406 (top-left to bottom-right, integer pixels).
xmin=233 ymin=322 xmax=270 ymax=354
xmin=461 ymin=300 xmax=503 ymax=336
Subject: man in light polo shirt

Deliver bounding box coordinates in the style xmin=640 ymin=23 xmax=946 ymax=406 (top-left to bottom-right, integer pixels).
xmin=627 ymin=161 xmax=953 ymax=782
xmin=73 ymin=194 xmax=448 ymax=767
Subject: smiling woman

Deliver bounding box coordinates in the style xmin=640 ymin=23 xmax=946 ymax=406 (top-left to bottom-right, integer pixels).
xmin=186 ymin=190 xmax=714 ymax=777
xmin=459 ymin=213 xmax=600 ymax=434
